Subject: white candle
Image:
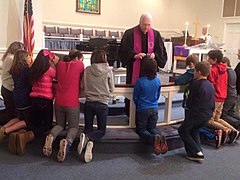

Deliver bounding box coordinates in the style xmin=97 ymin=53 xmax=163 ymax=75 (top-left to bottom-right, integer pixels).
xmin=184 ymin=22 xmax=189 ymax=46
xmin=207 ymin=24 xmax=210 ymax=35
xmin=185 ymin=22 xmax=189 ymax=37
xmin=80 ymin=34 xmax=83 ymax=41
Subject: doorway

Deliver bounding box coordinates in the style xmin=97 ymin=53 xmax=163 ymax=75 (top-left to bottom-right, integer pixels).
xmin=223 ymin=22 xmax=240 ymax=67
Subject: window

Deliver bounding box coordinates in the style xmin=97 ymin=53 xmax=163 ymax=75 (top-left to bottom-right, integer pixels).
xmin=222 ymin=0 xmax=240 ymax=17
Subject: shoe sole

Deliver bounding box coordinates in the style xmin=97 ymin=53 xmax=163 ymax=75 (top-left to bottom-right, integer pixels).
xmin=57 ymin=139 xmax=67 ymax=162
xmin=216 ymin=139 xmax=221 ymax=149
xmin=84 ymin=141 xmax=93 ymax=163
xmin=186 ymin=155 xmax=204 ymax=162
xmin=236 ymin=132 xmax=240 ymax=141
xmin=16 ymin=133 xmax=25 ymax=155
xmin=222 ymin=131 xmax=229 ymax=145
xmin=232 ymin=132 xmax=239 ymax=144
xmin=8 ymin=133 xmax=17 ymax=154
xmin=77 ymin=133 xmax=86 ymax=155
xmin=160 ymin=136 xmax=168 ymax=154
xmin=215 ymin=130 xmax=222 ymax=149
xmin=153 ymin=135 xmax=161 ymax=155
xmin=43 ymin=135 xmax=53 ymax=157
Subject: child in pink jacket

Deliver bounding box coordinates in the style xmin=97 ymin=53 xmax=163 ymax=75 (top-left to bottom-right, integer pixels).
xmin=29 ymin=49 xmax=59 ymax=137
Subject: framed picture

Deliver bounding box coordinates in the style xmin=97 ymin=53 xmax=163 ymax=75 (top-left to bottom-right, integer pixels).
xmin=76 ymin=0 xmax=101 ymax=14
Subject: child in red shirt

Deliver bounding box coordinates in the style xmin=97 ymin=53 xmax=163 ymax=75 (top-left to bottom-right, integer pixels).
xmin=43 ymin=50 xmax=84 ymax=162
xmin=207 ymin=50 xmax=239 ymax=144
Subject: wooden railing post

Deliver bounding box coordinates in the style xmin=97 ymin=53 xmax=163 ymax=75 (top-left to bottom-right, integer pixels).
xmin=111 ymin=84 xmax=185 ymax=128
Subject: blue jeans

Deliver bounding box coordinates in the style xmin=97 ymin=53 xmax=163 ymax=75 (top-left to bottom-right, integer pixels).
xmin=136 ymin=108 xmax=159 ymax=145
xmin=84 ymin=101 xmax=108 ymax=141
xmin=199 ymin=127 xmax=215 ymax=139
xmin=178 ymin=110 xmax=208 ymax=155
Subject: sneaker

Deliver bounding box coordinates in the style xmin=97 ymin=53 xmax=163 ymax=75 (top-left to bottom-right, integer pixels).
xmin=66 ymin=142 xmax=71 ymax=153
xmin=221 ymin=129 xmax=230 ymax=145
xmin=57 ymin=139 xmax=68 ymax=162
xmin=43 ymin=134 xmax=54 ymax=157
xmin=186 ymin=154 xmax=204 ymax=162
xmin=236 ymin=131 xmax=240 ymax=141
xmin=77 ymin=133 xmax=87 ymax=155
xmin=84 ymin=141 xmax=93 ymax=163
xmin=228 ymin=130 xmax=239 ymax=144
xmin=160 ymin=135 xmax=168 ymax=154
xmin=153 ymin=134 xmax=161 ymax=155
xmin=214 ymin=129 xmax=222 ymax=149
xmin=233 ymin=131 xmax=240 ymax=143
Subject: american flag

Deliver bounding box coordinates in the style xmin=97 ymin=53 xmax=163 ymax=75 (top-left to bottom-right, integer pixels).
xmin=23 ymin=0 xmax=34 ymax=63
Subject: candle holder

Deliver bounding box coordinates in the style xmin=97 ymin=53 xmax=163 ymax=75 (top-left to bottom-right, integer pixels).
xmin=183 ymin=22 xmax=189 ymax=47
xmin=193 ymin=18 xmax=199 ymax=40
xmin=183 ymin=36 xmax=188 ymax=47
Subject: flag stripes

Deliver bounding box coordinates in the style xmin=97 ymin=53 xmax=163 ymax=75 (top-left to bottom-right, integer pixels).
xmin=23 ymin=0 xmax=34 ymax=63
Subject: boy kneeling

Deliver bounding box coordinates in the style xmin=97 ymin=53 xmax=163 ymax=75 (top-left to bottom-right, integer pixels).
xmin=178 ymin=61 xmax=215 ymax=162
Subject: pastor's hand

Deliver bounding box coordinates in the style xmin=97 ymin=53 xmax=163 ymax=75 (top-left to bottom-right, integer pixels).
xmin=150 ymin=53 xmax=155 ymax=59
xmin=134 ymin=53 xmax=146 ymax=59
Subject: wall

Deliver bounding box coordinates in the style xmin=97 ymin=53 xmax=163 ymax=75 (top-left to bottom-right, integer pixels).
xmin=0 ymin=0 xmax=230 ymax=57
xmin=168 ymin=0 xmax=224 ymax=43
xmin=42 ymin=0 xmax=224 ymax=42
xmin=0 ymin=0 xmax=9 ymax=51
xmin=0 ymin=0 xmax=43 ymax=53
xmin=42 ymin=0 xmax=170 ymax=29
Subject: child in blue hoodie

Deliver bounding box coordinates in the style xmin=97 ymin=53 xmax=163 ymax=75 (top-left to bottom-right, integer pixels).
xmin=175 ymin=54 xmax=198 ymax=86
xmin=133 ymin=55 xmax=168 ymax=155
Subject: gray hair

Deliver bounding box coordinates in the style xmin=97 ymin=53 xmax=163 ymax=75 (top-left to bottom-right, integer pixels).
xmin=139 ymin=12 xmax=153 ymax=23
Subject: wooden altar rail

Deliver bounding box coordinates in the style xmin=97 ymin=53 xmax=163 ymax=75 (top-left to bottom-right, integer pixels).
xmin=111 ymin=84 xmax=185 ymax=128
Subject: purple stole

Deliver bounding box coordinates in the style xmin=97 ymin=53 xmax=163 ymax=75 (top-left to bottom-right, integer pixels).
xmin=132 ymin=26 xmax=154 ymax=85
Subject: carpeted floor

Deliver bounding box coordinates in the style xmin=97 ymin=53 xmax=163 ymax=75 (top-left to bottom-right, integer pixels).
xmin=0 ymin=138 xmax=240 ymax=180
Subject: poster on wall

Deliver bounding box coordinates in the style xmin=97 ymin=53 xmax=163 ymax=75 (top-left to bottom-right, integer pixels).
xmin=76 ymin=0 xmax=101 ymax=14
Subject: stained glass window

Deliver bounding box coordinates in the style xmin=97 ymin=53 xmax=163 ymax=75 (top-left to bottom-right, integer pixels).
xmin=76 ymin=0 xmax=100 ymax=14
